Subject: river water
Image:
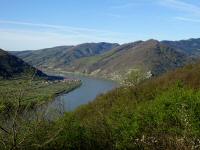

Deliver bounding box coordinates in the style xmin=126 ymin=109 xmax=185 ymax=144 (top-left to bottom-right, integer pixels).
xmin=46 ymin=75 xmax=118 ymax=114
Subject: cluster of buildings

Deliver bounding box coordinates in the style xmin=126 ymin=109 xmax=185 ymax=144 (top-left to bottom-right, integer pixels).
xmin=43 ymin=78 xmax=81 ymax=85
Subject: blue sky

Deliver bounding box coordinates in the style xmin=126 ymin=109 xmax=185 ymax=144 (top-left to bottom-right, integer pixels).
xmin=0 ymin=0 xmax=200 ymax=50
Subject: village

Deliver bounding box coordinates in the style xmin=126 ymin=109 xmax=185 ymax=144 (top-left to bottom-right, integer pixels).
xmin=43 ymin=78 xmax=81 ymax=85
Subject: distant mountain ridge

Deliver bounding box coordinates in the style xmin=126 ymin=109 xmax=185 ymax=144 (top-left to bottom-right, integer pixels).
xmin=10 ymin=38 xmax=200 ymax=80
xmin=12 ymin=42 xmax=119 ymax=69
xmin=162 ymin=38 xmax=200 ymax=56
xmin=80 ymin=40 xmax=190 ymax=79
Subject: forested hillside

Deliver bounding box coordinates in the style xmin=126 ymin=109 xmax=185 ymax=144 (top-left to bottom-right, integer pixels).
xmin=1 ymin=61 xmax=200 ymax=149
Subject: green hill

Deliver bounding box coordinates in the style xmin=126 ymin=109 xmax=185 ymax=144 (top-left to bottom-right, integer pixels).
xmin=11 ymin=42 xmax=119 ymax=70
xmin=83 ymin=39 xmax=191 ymax=79
xmin=0 ymin=49 xmax=47 ymax=78
xmin=11 ymin=39 xmax=196 ymax=81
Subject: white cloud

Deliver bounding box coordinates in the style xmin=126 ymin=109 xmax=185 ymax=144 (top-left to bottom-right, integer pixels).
xmin=0 ymin=20 xmax=132 ymax=50
xmin=159 ymin=0 xmax=200 ymax=16
xmin=174 ymin=16 xmax=200 ymax=23
xmin=0 ymin=19 xmax=120 ymax=35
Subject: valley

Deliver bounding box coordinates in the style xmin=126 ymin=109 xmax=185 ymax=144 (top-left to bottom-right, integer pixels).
xmin=2 ymin=1 xmax=200 ymax=149
xmin=11 ymin=38 xmax=200 ymax=82
xmin=1 ymin=38 xmax=200 ymax=149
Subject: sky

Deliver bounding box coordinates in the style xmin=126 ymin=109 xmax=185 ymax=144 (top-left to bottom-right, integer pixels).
xmin=0 ymin=0 xmax=200 ymax=50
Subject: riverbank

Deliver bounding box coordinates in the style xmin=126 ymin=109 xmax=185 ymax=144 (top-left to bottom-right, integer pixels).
xmin=0 ymin=77 xmax=81 ymax=113
xmin=43 ymin=69 xmax=122 ymax=83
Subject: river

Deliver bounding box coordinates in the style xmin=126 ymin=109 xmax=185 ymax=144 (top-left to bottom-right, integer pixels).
xmin=45 ymin=75 xmax=118 ymax=115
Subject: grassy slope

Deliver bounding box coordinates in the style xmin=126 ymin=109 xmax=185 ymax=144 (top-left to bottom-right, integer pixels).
xmin=44 ymin=62 xmax=200 ymax=149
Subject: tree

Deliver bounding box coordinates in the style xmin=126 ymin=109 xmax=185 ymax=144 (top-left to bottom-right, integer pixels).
xmin=0 ymin=71 xmax=64 ymax=150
